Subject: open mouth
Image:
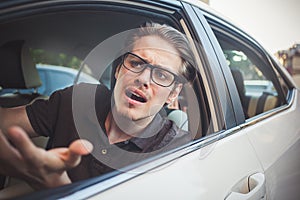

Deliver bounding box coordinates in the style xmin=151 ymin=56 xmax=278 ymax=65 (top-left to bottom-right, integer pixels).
xmin=125 ymin=89 xmax=147 ymax=103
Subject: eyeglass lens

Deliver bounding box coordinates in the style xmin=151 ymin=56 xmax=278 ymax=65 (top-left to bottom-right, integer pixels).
xmin=123 ymin=53 xmax=176 ymax=87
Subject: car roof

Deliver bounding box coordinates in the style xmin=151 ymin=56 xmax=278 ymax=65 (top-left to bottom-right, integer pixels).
xmin=0 ymin=0 xmax=265 ymax=86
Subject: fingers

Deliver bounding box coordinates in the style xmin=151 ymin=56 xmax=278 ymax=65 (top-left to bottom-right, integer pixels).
xmin=69 ymin=139 xmax=93 ymax=155
xmin=47 ymin=139 xmax=93 ymax=169
xmin=3 ymin=126 xmax=93 ymax=171
xmin=60 ymin=140 xmax=93 ymax=168
xmin=0 ymin=126 xmax=93 ymax=188
xmin=0 ymin=127 xmax=39 ymax=177
xmin=5 ymin=126 xmax=38 ymax=159
xmin=0 ymin=128 xmax=21 ymax=163
xmin=0 ymin=129 xmax=14 ymax=153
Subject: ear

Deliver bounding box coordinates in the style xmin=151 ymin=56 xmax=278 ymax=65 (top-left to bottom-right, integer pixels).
xmin=166 ymin=83 xmax=183 ymax=104
xmin=114 ymin=65 xmax=121 ymax=80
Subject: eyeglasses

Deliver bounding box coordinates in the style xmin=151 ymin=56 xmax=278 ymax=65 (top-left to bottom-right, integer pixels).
xmin=122 ymin=52 xmax=183 ymax=87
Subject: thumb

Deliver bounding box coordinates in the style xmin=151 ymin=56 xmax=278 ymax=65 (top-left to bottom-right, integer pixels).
xmin=61 ymin=139 xmax=93 ymax=168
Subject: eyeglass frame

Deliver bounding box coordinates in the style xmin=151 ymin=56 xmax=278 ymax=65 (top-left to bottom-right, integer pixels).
xmin=121 ymin=52 xmax=185 ymax=87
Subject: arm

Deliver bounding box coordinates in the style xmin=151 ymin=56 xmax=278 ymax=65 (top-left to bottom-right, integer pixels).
xmin=0 ymin=126 xmax=93 ymax=189
xmin=0 ymin=106 xmax=38 ymax=138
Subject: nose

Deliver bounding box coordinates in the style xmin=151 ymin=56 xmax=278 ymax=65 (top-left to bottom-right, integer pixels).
xmin=134 ymin=67 xmax=152 ymax=88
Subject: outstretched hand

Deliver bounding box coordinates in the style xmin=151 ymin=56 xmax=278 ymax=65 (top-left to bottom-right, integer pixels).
xmin=0 ymin=126 xmax=93 ymax=189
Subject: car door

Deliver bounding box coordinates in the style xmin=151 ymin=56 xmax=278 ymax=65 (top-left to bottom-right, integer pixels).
xmin=194 ymin=3 xmax=300 ymax=200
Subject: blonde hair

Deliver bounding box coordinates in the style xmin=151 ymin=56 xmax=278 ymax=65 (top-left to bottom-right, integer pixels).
xmin=124 ymin=22 xmax=196 ymax=84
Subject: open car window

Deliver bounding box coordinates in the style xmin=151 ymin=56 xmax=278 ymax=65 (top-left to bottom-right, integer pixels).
xmin=0 ymin=1 xmax=215 ymax=198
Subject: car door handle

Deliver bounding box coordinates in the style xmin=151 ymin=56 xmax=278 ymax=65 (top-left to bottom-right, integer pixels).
xmin=225 ymin=173 xmax=266 ymax=200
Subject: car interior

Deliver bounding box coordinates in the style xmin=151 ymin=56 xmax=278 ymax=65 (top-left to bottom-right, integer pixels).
xmin=0 ymin=40 xmax=46 ymax=107
xmin=0 ymin=3 xmax=209 ymax=198
xmin=213 ymin=30 xmax=285 ymax=119
xmin=231 ymin=68 xmax=279 ymax=118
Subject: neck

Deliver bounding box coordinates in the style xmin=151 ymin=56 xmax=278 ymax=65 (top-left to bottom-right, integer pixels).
xmin=105 ymin=108 xmax=153 ymax=144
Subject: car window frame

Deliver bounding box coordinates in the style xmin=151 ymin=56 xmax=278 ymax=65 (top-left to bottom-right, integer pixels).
xmin=200 ymin=9 xmax=295 ymax=124
xmin=182 ymin=3 xmax=237 ymax=131
xmin=212 ymin=25 xmax=287 ymax=101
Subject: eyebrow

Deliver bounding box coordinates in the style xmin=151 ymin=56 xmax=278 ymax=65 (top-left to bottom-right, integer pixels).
xmin=131 ymin=52 xmax=179 ymax=75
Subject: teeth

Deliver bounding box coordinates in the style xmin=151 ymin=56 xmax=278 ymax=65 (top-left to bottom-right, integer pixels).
xmin=132 ymin=93 xmax=145 ymax=102
xmin=133 ymin=92 xmax=141 ymax=97
xmin=126 ymin=89 xmax=146 ymax=103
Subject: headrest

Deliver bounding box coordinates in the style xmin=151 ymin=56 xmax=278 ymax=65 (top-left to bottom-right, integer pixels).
xmin=167 ymin=110 xmax=188 ymax=131
xmin=0 ymin=40 xmax=42 ymax=89
xmin=231 ymin=68 xmax=245 ymax=96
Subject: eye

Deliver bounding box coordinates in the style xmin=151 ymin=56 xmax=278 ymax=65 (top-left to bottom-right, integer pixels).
xmin=129 ymin=60 xmax=144 ymax=69
xmin=156 ymin=71 xmax=166 ymax=80
xmin=154 ymin=69 xmax=171 ymax=81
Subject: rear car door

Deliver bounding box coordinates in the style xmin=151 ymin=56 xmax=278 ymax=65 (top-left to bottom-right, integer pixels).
xmin=195 ymin=3 xmax=300 ymax=200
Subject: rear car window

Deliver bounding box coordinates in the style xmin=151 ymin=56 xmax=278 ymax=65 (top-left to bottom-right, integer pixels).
xmin=209 ymin=25 xmax=288 ymax=119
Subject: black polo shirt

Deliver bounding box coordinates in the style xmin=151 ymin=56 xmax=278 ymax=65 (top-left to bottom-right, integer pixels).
xmin=26 ymin=83 xmax=192 ymax=182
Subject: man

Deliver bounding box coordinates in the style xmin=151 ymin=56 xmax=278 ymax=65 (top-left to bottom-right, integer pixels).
xmin=0 ymin=22 xmax=196 ymax=189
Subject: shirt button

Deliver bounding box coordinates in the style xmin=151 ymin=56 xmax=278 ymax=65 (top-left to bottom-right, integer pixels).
xmin=101 ymin=149 xmax=107 ymax=155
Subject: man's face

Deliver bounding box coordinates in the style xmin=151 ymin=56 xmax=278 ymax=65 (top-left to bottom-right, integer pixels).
xmin=113 ymin=35 xmax=183 ymax=122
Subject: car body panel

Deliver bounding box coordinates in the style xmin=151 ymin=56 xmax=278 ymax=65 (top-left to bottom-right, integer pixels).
xmin=245 ymin=90 xmax=300 ymax=199
xmin=194 ymin=2 xmax=300 ymax=198
xmin=70 ymin=130 xmax=264 ymax=200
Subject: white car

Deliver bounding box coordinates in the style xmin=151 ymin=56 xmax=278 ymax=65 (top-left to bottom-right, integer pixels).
xmin=0 ymin=0 xmax=299 ymax=200
xmin=0 ymin=64 xmax=99 ymax=97
xmin=36 ymin=64 xmax=100 ymax=96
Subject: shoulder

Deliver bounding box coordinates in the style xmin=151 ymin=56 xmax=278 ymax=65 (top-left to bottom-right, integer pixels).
xmin=55 ymin=83 xmax=111 ymax=103
xmin=167 ymin=120 xmax=192 ymax=144
xmin=72 ymin=83 xmax=108 ymax=94
xmin=155 ymin=118 xmax=192 ymax=151
xmin=27 ymin=83 xmax=107 ymax=113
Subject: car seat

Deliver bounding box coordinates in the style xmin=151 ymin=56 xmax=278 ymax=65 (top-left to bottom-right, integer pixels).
xmin=230 ymin=68 xmax=249 ymax=118
xmin=167 ymin=109 xmax=188 ymax=131
xmin=0 ymin=40 xmax=45 ymax=107
xmin=246 ymin=92 xmax=279 ymax=118
xmin=230 ymin=68 xmax=279 ymax=119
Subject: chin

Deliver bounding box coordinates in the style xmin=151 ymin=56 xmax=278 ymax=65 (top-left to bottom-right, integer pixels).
xmin=117 ymin=108 xmax=137 ymax=120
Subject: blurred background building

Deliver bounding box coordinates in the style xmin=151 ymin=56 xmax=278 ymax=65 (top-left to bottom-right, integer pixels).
xmin=276 ymin=44 xmax=300 ymax=75
xmin=276 ymin=44 xmax=300 ymax=86
xmin=200 ymin=0 xmax=209 ymax=3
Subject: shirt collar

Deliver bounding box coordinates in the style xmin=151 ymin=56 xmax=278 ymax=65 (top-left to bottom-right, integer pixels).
xmin=130 ymin=113 xmax=166 ymax=150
